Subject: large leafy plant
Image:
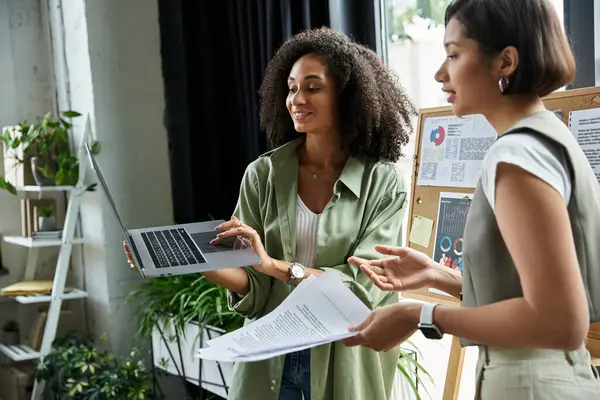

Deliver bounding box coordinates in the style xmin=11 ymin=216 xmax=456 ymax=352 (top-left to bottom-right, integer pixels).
xmin=126 ymin=274 xmax=244 ymax=339
xmin=0 ymin=110 xmax=100 ymax=194
xmin=35 ymin=331 xmax=162 ymax=400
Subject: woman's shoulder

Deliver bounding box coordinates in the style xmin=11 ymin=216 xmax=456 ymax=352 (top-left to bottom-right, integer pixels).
xmin=362 ymin=157 xmax=409 ymax=194
xmin=249 ymin=138 xmax=303 ymax=170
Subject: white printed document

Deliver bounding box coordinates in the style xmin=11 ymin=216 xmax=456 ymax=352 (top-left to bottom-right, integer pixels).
xmin=569 ymin=108 xmax=600 ymax=184
xmin=417 ymin=114 xmax=497 ymax=188
xmin=196 ymin=271 xmax=370 ymax=362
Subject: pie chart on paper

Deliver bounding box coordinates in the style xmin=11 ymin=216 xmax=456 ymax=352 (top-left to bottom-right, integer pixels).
xmin=430 ymin=126 xmax=445 ymax=146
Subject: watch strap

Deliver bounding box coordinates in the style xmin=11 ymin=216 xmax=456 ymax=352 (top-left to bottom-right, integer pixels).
xmin=419 ymin=303 xmax=438 ymax=325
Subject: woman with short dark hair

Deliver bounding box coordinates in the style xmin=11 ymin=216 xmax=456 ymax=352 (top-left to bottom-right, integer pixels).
xmin=343 ymin=1 xmax=600 ymax=398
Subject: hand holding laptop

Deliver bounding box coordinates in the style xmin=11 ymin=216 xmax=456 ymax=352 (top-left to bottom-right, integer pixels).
xmin=86 ymin=142 xmax=260 ymax=278
xmin=123 ymin=241 xmax=137 ymax=269
xmin=211 ymin=216 xmax=283 ymax=277
xmin=120 ymin=217 xmax=255 ymax=270
xmin=122 ymin=215 xmax=290 ymax=282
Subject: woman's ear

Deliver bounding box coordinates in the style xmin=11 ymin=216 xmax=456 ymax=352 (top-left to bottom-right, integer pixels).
xmin=498 ymin=45 xmax=519 ymax=79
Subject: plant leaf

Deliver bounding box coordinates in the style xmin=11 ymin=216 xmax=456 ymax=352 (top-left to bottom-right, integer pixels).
xmin=91 ymin=140 xmax=101 ymax=154
xmin=62 ymin=110 xmax=82 ymax=118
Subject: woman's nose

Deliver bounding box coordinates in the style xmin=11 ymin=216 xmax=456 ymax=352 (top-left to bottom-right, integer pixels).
xmin=291 ymin=91 xmax=306 ymax=105
xmin=434 ymin=62 xmax=447 ymax=83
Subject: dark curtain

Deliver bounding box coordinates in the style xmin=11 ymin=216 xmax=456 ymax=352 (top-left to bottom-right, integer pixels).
xmin=158 ymin=0 xmax=380 ymax=223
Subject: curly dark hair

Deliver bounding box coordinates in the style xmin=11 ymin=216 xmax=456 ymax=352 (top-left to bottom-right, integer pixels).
xmin=259 ymin=27 xmax=416 ymax=162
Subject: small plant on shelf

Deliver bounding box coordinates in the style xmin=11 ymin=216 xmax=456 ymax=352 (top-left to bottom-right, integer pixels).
xmin=37 ymin=203 xmax=56 ymax=232
xmin=0 ymin=110 xmax=100 ymax=195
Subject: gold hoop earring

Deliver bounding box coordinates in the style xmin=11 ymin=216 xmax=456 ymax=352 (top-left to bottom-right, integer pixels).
xmin=498 ymin=77 xmax=509 ymax=93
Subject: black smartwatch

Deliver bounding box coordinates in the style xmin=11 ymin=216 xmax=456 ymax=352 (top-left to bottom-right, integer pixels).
xmin=418 ymin=303 xmax=444 ymax=339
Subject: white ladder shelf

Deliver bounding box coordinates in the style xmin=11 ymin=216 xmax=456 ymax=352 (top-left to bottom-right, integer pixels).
xmin=0 ymin=116 xmax=93 ymax=400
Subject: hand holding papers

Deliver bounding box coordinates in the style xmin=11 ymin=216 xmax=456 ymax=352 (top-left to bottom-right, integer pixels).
xmin=196 ymin=271 xmax=370 ymax=362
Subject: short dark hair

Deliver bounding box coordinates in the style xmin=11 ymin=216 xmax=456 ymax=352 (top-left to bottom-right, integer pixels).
xmin=445 ymin=0 xmax=575 ymax=97
xmin=258 ymin=27 xmax=416 ymax=162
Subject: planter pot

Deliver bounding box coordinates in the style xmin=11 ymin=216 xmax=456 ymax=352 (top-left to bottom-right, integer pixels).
xmin=152 ymin=320 xmax=233 ymax=399
xmin=30 ymin=156 xmax=56 ymax=186
xmin=38 ymin=216 xmax=56 ymax=232
xmin=3 ymin=328 xmax=19 ymax=346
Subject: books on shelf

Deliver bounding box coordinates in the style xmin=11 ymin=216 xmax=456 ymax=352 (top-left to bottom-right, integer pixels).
xmin=30 ymin=230 xmax=63 ymax=240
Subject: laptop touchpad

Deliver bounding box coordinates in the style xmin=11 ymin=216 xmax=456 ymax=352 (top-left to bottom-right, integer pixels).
xmin=191 ymin=232 xmax=237 ymax=254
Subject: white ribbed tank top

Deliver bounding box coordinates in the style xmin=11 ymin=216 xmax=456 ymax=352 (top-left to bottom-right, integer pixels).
xmin=295 ymin=195 xmax=320 ymax=267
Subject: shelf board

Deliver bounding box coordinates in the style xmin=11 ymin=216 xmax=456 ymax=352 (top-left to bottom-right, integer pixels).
xmin=15 ymin=288 xmax=88 ymax=304
xmin=3 ymin=236 xmax=85 ymax=248
xmin=16 ymin=185 xmax=73 ymax=192
xmin=0 ymin=343 xmax=40 ymax=361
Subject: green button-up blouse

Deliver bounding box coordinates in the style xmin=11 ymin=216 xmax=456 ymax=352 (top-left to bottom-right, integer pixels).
xmin=227 ymin=138 xmax=408 ymax=400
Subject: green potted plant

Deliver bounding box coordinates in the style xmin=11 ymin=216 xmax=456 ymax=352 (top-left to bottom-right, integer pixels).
xmin=125 ymin=274 xmax=243 ymax=398
xmin=0 ymin=110 xmax=100 ymax=194
xmin=37 ymin=204 xmax=56 ymax=232
xmin=35 ymin=331 xmax=163 ymax=400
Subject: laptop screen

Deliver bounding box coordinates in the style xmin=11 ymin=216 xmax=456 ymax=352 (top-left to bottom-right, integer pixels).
xmin=84 ymin=143 xmax=130 ymax=239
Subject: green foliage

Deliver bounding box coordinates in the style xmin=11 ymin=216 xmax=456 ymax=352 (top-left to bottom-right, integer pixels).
xmin=398 ymin=340 xmax=434 ymax=400
xmin=0 ymin=110 xmax=100 ymax=194
xmin=387 ymin=0 xmax=452 ymax=40
xmin=39 ymin=204 xmax=55 ymax=218
xmin=35 ymin=331 xmax=163 ymax=400
xmin=125 ymin=274 xmax=244 ymax=341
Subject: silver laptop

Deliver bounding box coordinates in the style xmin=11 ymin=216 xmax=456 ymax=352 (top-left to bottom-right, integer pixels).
xmin=85 ymin=143 xmax=260 ymax=278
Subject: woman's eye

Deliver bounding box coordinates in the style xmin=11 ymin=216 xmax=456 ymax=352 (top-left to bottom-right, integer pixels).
xmin=288 ymin=87 xmax=297 ymax=94
xmin=446 ymin=54 xmax=457 ymax=60
xmin=308 ymin=87 xmax=321 ymax=93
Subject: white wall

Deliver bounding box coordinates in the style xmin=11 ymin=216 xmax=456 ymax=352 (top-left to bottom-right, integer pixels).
xmin=45 ymin=0 xmax=173 ymax=355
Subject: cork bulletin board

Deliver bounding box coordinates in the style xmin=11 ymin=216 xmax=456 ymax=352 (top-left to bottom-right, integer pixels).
xmin=404 ymin=86 xmax=600 ymax=400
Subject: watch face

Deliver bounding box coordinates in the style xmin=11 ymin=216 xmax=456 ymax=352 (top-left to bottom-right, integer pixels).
xmin=418 ymin=324 xmax=443 ymax=340
xmin=291 ymin=264 xmax=304 ymax=278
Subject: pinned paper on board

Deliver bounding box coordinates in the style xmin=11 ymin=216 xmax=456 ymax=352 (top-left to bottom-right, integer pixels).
xmin=416 ymin=114 xmax=497 ymax=188
xmin=429 ymin=192 xmax=474 ymax=297
xmin=409 ymin=215 xmax=434 ymax=248
xmin=569 ymin=108 xmax=600 ymax=184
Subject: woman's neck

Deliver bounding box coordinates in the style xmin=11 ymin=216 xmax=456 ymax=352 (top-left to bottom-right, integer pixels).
xmin=300 ymin=131 xmax=348 ymax=172
xmin=484 ymin=95 xmax=546 ymax=136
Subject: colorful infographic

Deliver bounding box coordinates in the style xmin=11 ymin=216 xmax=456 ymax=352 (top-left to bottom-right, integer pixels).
xmin=432 ymin=192 xmax=473 ymax=273
xmin=430 ymin=125 xmax=446 ymax=146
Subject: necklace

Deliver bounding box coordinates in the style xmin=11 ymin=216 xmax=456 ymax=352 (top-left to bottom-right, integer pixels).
xmin=302 ymin=165 xmax=334 ymax=180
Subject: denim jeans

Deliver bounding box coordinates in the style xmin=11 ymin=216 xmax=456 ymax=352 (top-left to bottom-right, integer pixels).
xmin=278 ymin=348 xmax=311 ymax=400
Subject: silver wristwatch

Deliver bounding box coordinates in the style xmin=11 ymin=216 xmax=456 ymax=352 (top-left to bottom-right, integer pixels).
xmin=287 ymin=262 xmax=306 ymax=287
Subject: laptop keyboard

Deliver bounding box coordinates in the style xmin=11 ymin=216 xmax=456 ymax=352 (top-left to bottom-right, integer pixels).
xmin=141 ymin=228 xmax=207 ymax=268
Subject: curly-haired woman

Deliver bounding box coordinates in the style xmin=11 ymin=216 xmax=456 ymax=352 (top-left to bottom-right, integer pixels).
xmin=126 ymin=27 xmax=415 ymax=400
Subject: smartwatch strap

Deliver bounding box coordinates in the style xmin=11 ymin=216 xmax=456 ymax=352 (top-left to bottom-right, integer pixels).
xmin=420 ymin=303 xmax=439 ymax=325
